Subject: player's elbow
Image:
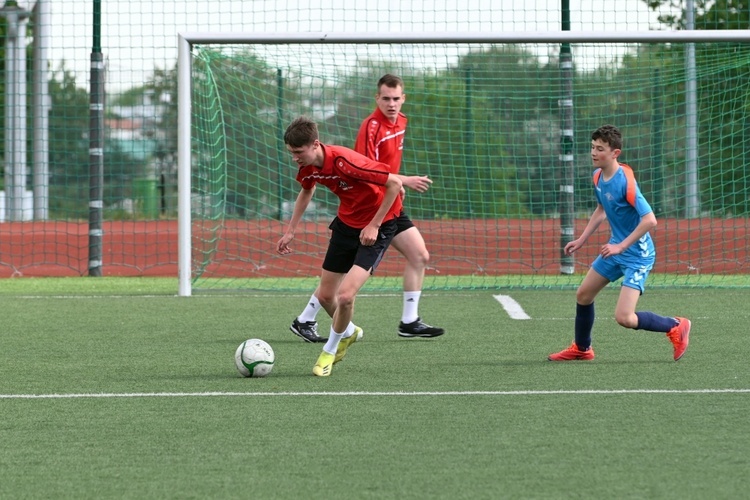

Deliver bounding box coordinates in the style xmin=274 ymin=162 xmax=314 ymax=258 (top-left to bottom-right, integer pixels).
xmin=644 ymin=213 xmax=657 ymax=230
xmin=386 ymin=175 xmax=403 ymax=191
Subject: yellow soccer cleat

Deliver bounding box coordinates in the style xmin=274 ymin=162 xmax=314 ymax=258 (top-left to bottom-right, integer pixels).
xmin=312 ymin=351 xmax=335 ymax=377
xmin=334 ymin=326 xmax=363 ymax=365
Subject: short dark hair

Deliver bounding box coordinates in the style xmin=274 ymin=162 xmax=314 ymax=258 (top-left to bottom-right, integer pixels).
xmin=284 ymin=116 xmax=319 ymax=147
xmin=591 ymin=124 xmax=623 ymax=150
xmin=377 ymin=74 xmax=404 ymax=92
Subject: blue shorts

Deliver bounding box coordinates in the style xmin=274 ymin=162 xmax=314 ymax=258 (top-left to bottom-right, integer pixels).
xmin=591 ymin=254 xmax=655 ymax=294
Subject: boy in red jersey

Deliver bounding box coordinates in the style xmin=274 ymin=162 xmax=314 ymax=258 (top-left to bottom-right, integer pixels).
xmin=290 ymin=74 xmax=445 ymax=344
xmin=277 ymin=116 xmax=433 ymax=376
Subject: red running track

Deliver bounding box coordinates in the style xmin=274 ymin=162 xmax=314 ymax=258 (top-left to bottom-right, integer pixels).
xmin=0 ymin=218 xmax=747 ymax=277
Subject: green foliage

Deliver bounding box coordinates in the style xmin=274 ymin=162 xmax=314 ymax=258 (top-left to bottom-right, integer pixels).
xmin=638 ymin=0 xmax=750 ymax=215
xmin=192 ymin=45 xmax=561 ymax=220
xmin=189 ymin=40 xmax=750 ymax=221
xmin=643 ymin=0 xmax=750 ymax=29
xmin=48 ymin=62 xmax=174 ymax=218
xmin=144 ymin=65 xmax=179 ymax=157
xmin=192 ymin=48 xmax=296 ymax=220
xmin=457 ymin=46 xmax=560 ymax=216
xmin=109 ymin=86 xmax=143 ymax=107
xmin=48 ymin=62 xmax=90 ymax=218
xmin=405 ymin=71 xmax=526 ymax=218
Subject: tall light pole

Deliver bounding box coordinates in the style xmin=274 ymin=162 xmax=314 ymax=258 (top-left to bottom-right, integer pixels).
xmin=1 ymin=0 xmax=31 ymax=221
xmin=32 ymin=0 xmax=50 ymax=220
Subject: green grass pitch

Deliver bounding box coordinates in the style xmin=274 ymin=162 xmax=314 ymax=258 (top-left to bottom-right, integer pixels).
xmin=1 ymin=278 xmax=749 ymax=498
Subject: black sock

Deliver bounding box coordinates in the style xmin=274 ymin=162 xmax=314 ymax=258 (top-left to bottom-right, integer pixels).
xmin=634 ymin=311 xmax=678 ymax=333
xmin=575 ymin=302 xmax=595 ymax=351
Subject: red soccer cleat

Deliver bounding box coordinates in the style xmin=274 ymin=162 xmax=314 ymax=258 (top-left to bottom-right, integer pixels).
xmin=666 ymin=317 xmax=691 ymax=361
xmin=548 ymin=343 xmax=595 ymax=361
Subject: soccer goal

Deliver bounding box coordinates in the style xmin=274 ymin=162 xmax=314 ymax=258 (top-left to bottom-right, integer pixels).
xmin=177 ymin=31 xmax=750 ymax=296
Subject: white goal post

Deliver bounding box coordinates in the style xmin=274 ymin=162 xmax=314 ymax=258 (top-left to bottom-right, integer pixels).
xmin=177 ymin=30 xmax=750 ymax=296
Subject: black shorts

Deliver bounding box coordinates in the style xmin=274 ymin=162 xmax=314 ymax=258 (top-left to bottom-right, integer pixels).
xmin=322 ymin=217 xmax=398 ymax=274
xmin=394 ymin=211 xmax=415 ymax=236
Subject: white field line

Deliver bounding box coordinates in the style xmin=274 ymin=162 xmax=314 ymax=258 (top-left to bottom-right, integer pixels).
xmin=13 ymin=293 xmax=406 ymax=299
xmin=1 ymin=389 xmax=749 ymax=399
xmin=493 ymin=294 xmax=531 ymax=319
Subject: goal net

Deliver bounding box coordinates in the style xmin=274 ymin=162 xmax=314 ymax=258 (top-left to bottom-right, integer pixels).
xmin=178 ymin=32 xmax=750 ymax=295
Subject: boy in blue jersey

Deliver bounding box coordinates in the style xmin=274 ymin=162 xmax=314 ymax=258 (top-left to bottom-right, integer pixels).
xmin=549 ymin=125 xmax=691 ymax=361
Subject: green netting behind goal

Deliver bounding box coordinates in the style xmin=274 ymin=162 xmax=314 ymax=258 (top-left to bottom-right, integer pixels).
xmin=189 ymin=40 xmax=750 ymax=292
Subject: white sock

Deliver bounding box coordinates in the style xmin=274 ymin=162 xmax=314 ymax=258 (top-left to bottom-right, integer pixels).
xmin=402 ymin=291 xmax=421 ymax=323
xmin=323 ymin=328 xmax=344 ymax=355
xmin=298 ymin=294 xmax=321 ymax=323
xmin=343 ymin=322 xmax=356 ymax=338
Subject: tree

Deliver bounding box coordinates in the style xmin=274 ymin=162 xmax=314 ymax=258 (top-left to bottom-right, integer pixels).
xmin=109 ymin=65 xmax=179 ymax=215
xmin=643 ymin=0 xmax=750 ymax=29
xmin=642 ymin=0 xmax=750 ymax=215
xmin=47 ymin=61 xmax=89 ymax=218
xmin=191 ymin=48 xmax=304 ymax=219
xmin=48 ymin=61 xmax=147 ymax=218
xmin=453 ymin=46 xmax=559 ymax=216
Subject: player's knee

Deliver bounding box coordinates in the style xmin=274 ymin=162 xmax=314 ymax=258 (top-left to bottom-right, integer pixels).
xmin=408 ymin=248 xmax=429 ymax=268
xmin=336 ymin=290 xmax=356 ymax=310
xmin=615 ymin=312 xmax=637 ymax=329
xmin=316 ymin=288 xmax=336 ymax=308
xmin=317 ymin=293 xmax=335 ymax=310
xmin=575 ymin=288 xmax=594 ymax=304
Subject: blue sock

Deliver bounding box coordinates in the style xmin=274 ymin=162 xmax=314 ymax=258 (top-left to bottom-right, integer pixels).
xmin=635 ymin=311 xmax=678 ymax=333
xmin=575 ymin=303 xmax=595 ymax=351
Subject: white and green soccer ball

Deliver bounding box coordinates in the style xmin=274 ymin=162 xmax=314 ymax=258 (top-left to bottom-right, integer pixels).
xmin=234 ymin=339 xmax=275 ymax=377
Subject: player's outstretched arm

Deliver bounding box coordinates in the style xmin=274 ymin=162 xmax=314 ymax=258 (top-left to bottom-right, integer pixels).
xmin=398 ymin=175 xmax=432 ymax=193
xmin=277 ymin=187 xmax=315 ymax=254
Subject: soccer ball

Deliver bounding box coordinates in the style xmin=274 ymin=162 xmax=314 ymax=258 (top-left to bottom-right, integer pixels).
xmin=234 ymin=339 xmax=275 ymax=377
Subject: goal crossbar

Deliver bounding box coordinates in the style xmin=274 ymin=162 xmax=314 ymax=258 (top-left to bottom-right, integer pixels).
xmin=178 ymin=30 xmax=750 ymax=45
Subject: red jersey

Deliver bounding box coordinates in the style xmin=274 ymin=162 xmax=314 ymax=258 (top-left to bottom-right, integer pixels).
xmin=354 ymin=107 xmax=407 ymax=219
xmin=295 ymin=143 xmax=396 ymax=229
xmin=354 ymin=107 xmax=407 ymax=174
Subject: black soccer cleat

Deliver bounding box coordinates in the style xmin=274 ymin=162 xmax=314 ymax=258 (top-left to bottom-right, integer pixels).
xmin=290 ymin=318 xmax=327 ymax=343
xmin=397 ymin=317 xmax=445 ymax=338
